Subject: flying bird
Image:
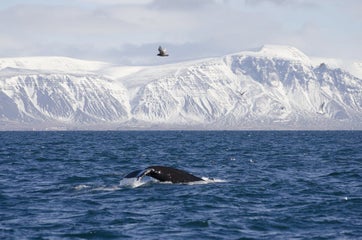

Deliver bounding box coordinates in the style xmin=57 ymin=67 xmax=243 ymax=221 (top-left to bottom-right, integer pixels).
xmin=157 ymin=46 xmax=169 ymax=57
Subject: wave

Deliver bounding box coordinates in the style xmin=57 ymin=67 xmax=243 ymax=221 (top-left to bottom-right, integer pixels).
xmin=73 ymin=184 xmax=121 ymax=192
xmin=73 ymin=176 xmax=227 ymax=191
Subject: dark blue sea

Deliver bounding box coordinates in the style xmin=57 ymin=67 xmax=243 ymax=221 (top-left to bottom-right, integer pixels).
xmin=0 ymin=131 xmax=361 ymax=239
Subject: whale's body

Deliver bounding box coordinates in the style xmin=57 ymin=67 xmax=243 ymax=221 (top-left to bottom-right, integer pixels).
xmin=124 ymin=166 xmax=203 ymax=183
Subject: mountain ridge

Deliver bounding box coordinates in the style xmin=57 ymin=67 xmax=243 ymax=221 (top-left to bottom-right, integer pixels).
xmin=1 ymin=45 xmax=362 ymax=130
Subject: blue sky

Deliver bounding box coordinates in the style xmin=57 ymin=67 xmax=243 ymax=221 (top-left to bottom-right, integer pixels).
xmin=0 ymin=0 xmax=361 ymax=65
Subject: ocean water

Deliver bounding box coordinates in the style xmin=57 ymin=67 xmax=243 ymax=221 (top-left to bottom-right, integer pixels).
xmin=0 ymin=131 xmax=361 ymax=239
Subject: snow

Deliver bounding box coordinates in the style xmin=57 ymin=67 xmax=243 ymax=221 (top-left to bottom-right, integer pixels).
xmin=311 ymin=57 xmax=362 ymax=79
xmin=0 ymin=45 xmax=362 ymax=130
xmin=237 ymin=45 xmax=312 ymax=64
xmin=0 ymin=56 xmax=109 ymax=74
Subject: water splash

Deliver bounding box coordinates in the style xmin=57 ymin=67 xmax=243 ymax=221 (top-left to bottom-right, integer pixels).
xmin=118 ymin=176 xmax=226 ymax=187
xmin=74 ymin=184 xmax=90 ymax=190
xmin=119 ymin=177 xmax=155 ymax=188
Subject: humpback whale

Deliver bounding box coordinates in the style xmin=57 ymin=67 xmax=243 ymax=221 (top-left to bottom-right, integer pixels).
xmin=124 ymin=166 xmax=203 ymax=183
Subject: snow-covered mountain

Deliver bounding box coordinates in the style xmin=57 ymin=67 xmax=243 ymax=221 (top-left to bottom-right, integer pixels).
xmin=1 ymin=45 xmax=362 ymax=130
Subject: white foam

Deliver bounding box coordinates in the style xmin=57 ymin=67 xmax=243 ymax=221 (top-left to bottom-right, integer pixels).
xmin=119 ymin=177 xmax=154 ymax=188
xmin=184 ymin=177 xmax=227 ymax=185
xmin=74 ymin=184 xmax=90 ymax=190
xmin=202 ymin=177 xmax=227 ymax=183
xmin=119 ymin=176 xmax=226 ymax=187
xmin=93 ymin=186 xmax=120 ymax=191
xmin=74 ymin=184 xmax=120 ymax=191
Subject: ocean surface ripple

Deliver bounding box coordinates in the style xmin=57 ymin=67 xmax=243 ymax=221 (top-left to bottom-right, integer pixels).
xmin=0 ymin=131 xmax=361 ymax=239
